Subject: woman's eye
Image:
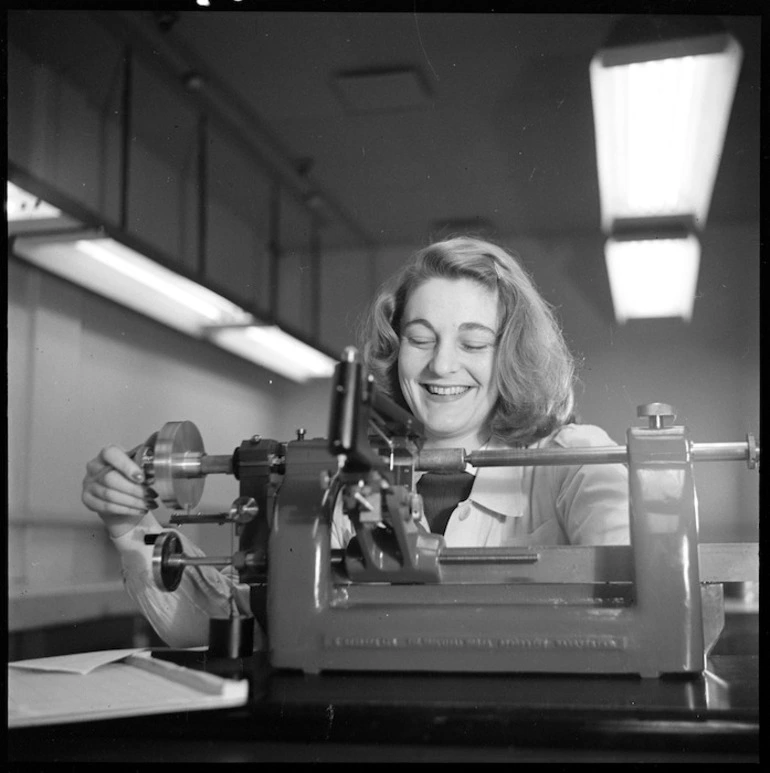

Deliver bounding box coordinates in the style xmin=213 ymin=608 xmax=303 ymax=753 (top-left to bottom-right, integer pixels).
xmin=461 ymin=341 xmax=494 ymax=352
xmin=406 ymin=336 xmax=435 ymax=348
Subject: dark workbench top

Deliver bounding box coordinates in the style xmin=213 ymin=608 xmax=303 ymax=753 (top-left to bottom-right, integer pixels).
xmin=8 ymin=613 xmax=759 ymax=763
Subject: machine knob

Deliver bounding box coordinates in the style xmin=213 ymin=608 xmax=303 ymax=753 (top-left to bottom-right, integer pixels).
xmin=637 ymin=402 xmax=676 ymax=429
xmin=151 ymin=531 xmax=185 ymax=592
xmin=230 ymin=496 xmax=259 ymax=524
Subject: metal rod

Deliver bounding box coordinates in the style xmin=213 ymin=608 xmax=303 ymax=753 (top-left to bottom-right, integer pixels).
xmin=169 ymin=514 xmax=231 ymax=524
xmin=166 ymin=555 xmax=234 ymax=568
xmin=418 ymin=446 xmax=627 ymax=471
xmin=691 ymin=442 xmax=757 ymax=464
xmin=440 ymin=548 xmax=540 ymax=564
xmin=418 ymin=440 xmax=758 ymax=471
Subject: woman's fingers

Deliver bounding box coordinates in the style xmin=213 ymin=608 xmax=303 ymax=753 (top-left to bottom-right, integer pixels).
xmin=82 ymin=444 xmax=158 ymax=516
xmin=99 ymin=444 xmax=145 ymax=483
xmin=82 ymin=488 xmax=148 ymax=517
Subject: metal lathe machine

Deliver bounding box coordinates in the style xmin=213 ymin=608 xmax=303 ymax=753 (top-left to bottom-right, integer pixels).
xmin=137 ymin=347 xmax=759 ymax=678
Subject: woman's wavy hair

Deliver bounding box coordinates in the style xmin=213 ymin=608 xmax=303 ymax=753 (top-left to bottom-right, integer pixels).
xmin=360 ymin=236 xmax=577 ymax=446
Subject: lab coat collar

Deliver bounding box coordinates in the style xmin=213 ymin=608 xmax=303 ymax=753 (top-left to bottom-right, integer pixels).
xmin=467 ymin=435 xmax=528 ymax=520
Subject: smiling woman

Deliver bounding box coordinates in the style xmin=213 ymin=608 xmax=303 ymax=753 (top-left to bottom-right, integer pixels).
xmin=362 ymin=237 xmax=579 ymax=447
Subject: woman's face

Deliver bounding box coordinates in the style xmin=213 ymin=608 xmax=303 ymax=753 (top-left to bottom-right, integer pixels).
xmin=398 ymin=277 xmax=500 ymax=450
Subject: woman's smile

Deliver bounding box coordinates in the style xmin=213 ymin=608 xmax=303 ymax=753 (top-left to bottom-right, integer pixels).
xmin=422 ymin=383 xmax=474 ymax=398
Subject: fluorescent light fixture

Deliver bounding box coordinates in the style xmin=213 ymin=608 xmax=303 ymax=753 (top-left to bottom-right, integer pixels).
xmin=11 ymin=227 xmax=336 ymax=382
xmin=590 ymin=26 xmax=742 ymax=232
xmin=605 ymin=234 xmax=700 ymax=323
xmin=208 ymin=325 xmax=337 ymax=382
xmin=74 ymin=238 xmax=250 ymax=324
xmin=12 ymin=233 xmax=253 ymax=337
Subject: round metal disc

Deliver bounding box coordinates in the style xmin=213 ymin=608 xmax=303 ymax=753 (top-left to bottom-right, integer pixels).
xmin=151 ymin=531 xmax=184 ymax=592
xmin=153 ymin=421 xmax=205 ymax=510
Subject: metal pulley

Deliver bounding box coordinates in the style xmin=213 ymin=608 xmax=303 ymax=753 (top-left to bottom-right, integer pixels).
xmin=152 ymin=421 xmax=207 ymax=510
xmin=131 ymin=420 xmax=237 ymax=511
xmin=146 ymin=529 xmax=263 ymax=591
xmin=150 ymin=531 xmax=185 ymax=592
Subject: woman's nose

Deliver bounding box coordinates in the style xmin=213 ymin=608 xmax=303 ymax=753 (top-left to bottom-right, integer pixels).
xmin=430 ymin=339 xmax=460 ymax=375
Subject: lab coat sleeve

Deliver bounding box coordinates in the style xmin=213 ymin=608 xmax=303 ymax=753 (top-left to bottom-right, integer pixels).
xmin=110 ymin=512 xmax=263 ymax=650
xmin=330 ymin=496 xmax=354 ymax=550
xmin=547 ymin=425 xmax=630 ymax=545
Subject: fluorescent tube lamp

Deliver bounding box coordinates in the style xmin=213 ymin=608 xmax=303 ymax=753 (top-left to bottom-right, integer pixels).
xmin=11 ymin=230 xmax=336 ymax=382
xmin=208 ymin=325 xmax=337 ymax=382
xmin=590 ymin=19 xmax=742 ymax=232
xmin=604 ymin=234 xmax=700 ymax=323
xmin=12 ymin=233 xmax=254 ymax=337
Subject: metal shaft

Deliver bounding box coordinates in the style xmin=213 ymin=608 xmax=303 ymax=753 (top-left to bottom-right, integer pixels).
xmin=169 ymin=513 xmax=233 ymax=525
xmin=200 ymin=454 xmax=234 ymax=475
xmin=165 ymin=555 xmax=235 ymax=568
xmin=172 ymin=454 xmax=234 ymax=477
xmin=417 ymin=439 xmax=759 ymax=471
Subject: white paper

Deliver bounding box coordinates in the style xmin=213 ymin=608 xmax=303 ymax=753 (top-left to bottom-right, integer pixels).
xmin=8 ymin=648 xmax=149 ymax=675
xmin=8 ymin=649 xmax=249 ymax=728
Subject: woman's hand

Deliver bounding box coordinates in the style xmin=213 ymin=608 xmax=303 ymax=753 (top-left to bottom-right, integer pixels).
xmin=82 ymin=444 xmax=158 ymax=538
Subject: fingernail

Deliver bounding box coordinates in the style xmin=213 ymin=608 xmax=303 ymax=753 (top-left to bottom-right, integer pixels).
xmin=133 ymin=472 xmax=144 ymax=483
xmin=145 ymin=500 xmax=158 ymax=510
xmin=145 ymin=487 xmax=159 ymax=498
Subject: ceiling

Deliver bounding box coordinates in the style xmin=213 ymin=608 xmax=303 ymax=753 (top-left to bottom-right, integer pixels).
xmin=116 ymin=10 xmax=760 ymax=251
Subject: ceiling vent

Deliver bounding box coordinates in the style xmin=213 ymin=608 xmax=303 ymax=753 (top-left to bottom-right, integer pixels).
xmin=332 ymin=67 xmax=431 ymax=114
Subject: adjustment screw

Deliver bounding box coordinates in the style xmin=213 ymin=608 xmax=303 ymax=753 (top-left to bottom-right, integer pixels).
xmin=637 ymin=403 xmax=676 ymax=429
